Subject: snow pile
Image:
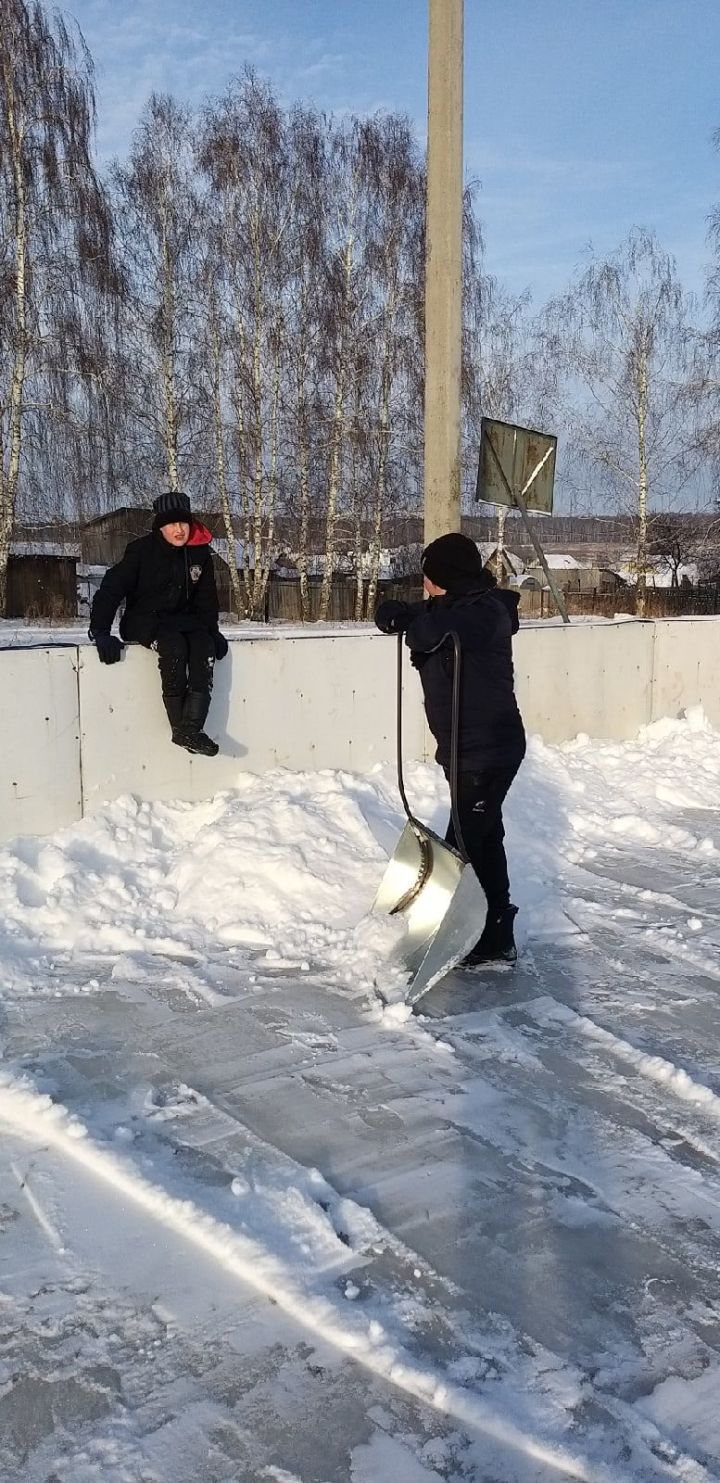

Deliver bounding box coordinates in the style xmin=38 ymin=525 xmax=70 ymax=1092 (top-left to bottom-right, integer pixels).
xmin=0 ymin=771 xmax=408 ymax=999
xmin=0 ymin=708 xmax=718 ymax=1001
xmin=500 ymin=705 xmax=719 ymax=945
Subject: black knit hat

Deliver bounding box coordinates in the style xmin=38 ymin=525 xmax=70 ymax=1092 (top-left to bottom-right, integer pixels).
xmin=152 ymin=491 xmax=193 ymax=530
xmin=422 ymin=532 xmax=492 ymax=593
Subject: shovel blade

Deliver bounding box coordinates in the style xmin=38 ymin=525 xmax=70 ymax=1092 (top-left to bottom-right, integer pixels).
xmin=401 ymin=863 xmax=487 ymax=1006
xmin=374 ymin=822 xmax=486 ymax=1007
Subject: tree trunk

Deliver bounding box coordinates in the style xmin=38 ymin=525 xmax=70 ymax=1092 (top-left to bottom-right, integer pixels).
xmin=232 ymin=311 xmax=253 ymax=616
xmin=365 ymin=312 xmax=395 ymax=618
xmin=295 ymin=287 xmax=312 ymax=621
xmin=636 ymin=348 xmax=649 ymax=617
xmin=496 ymin=506 xmax=507 ymax=584
xmin=320 ymin=230 xmax=355 ymax=621
xmin=354 ymin=536 xmax=365 ymax=620
xmin=210 ymin=311 xmax=246 ymax=618
xmin=320 ymin=366 xmax=347 ymax=620
xmin=0 ymin=60 xmax=28 ymax=616
xmin=297 ymin=387 xmax=311 ymax=621
xmin=353 ymin=440 xmax=364 ymax=621
xmin=254 ymin=332 xmax=281 ymax=619
xmin=161 ymin=211 xmax=180 ymax=490
xmin=0 ymin=475 xmax=13 ymax=619
xmin=250 ymin=229 xmax=266 ymax=620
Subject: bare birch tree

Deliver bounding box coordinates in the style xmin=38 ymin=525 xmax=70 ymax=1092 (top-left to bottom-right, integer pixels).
xmin=694 ymin=139 xmax=720 ymax=476
xmin=111 ymin=93 xmax=201 ymax=498
xmin=199 ymin=71 xmax=292 ymax=619
xmin=0 ymin=0 xmax=114 ymax=611
xmin=647 ymin=512 xmax=707 ymax=586
xmin=360 ymin=115 xmax=424 ymax=617
xmin=285 ymin=104 xmax=326 ymax=619
xmin=463 ymin=245 xmax=537 ymax=563
xmin=543 ymin=229 xmax=699 ymax=614
xmin=317 ymin=120 xmax=370 ymax=621
xmin=200 ymin=264 xmax=246 ymax=616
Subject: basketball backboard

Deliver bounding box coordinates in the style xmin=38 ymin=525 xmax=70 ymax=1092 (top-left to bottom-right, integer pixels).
xmin=476 ymin=417 xmax=557 ymax=514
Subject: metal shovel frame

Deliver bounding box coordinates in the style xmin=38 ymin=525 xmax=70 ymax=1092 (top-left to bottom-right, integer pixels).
xmin=373 ymin=631 xmax=487 ymax=1007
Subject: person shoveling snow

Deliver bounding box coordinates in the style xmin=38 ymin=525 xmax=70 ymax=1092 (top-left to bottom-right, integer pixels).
xmin=375 ymin=532 xmax=526 ymax=970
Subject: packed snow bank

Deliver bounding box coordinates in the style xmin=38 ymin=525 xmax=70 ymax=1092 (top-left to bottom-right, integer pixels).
xmin=526 ymin=705 xmax=719 ymax=860
xmin=0 ymin=708 xmax=718 ymax=1002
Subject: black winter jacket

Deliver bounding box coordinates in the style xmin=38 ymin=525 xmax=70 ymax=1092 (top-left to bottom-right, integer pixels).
xmin=90 ymin=523 xmax=219 ymax=647
xmin=376 ymin=585 xmax=526 ymax=773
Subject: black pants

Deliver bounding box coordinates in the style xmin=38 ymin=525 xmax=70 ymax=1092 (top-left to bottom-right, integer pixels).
xmin=154 ymin=625 xmax=215 ymax=700
xmin=445 ymin=764 xmax=521 ymax=913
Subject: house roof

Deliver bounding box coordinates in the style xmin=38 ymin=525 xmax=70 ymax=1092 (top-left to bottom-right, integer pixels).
xmin=529 ymin=552 xmax=584 ymax=571
xmin=613 ymin=559 xmax=699 ymax=588
xmin=11 ymin=541 xmax=81 ymax=559
xmin=82 ymin=507 xmax=150 ymax=528
xmin=477 ymin=542 xmax=525 ymax=575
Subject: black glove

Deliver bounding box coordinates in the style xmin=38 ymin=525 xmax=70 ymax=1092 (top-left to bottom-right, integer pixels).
xmin=375 ymin=600 xmax=411 ymax=635
xmin=91 ymin=632 xmax=123 ymax=665
xmin=213 ymin=630 xmax=229 ymax=660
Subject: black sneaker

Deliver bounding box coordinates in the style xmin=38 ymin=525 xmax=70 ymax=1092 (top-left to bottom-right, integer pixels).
xmin=462 ymin=905 xmax=518 ymax=968
xmin=172 ymin=726 xmax=219 ymax=757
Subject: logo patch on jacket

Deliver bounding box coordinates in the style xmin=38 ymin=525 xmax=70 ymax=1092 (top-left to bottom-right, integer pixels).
xmin=189 ymin=564 xmax=202 ymax=584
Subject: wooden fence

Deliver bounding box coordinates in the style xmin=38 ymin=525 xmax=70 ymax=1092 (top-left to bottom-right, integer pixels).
xmin=263 ymin=577 xmax=720 ymax=624
xmin=263 ymin=576 xmax=422 ymax=622
xmin=6 ymin=564 xmax=720 ymax=625
xmin=518 ymin=584 xmax=720 ymax=620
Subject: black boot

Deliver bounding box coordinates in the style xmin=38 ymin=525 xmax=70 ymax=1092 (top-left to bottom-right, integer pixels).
xmin=463 ymin=905 xmax=518 ymax=967
xmin=163 ymin=692 xmax=186 ymax=734
xmin=172 ymin=690 xmax=219 ymax=757
xmin=183 ymin=689 xmax=210 ymax=730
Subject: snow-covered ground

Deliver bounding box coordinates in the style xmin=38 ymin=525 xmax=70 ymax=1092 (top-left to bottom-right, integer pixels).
xmin=1 ymin=710 xmax=720 ymax=1481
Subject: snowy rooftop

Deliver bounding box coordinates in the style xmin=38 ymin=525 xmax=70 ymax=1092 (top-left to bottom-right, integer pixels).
xmin=527 ymin=552 xmax=585 ymax=570
xmin=477 ymin=541 xmax=525 ymax=574
xmin=1 ymin=709 xmax=720 ymax=1478
xmin=615 ymin=560 xmax=700 ymax=588
xmin=11 ymin=539 xmax=81 ymax=558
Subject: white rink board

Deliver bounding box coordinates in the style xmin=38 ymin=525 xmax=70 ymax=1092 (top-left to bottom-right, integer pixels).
xmin=0 ymin=647 xmax=82 ymax=841
xmin=1 ymin=617 xmax=720 ymax=840
xmin=78 ymin=631 xmax=429 ymax=813
xmin=514 ymin=620 xmax=655 ymax=742
xmin=650 ymin=618 xmax=720 ymax=730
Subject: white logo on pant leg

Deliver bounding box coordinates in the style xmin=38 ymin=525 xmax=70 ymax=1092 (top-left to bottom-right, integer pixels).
xmin=189 ymin=564 xmax=202 ymax=583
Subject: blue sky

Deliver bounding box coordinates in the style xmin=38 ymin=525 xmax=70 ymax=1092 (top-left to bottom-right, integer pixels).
xmin=67 ymin=0 xmax=720 ymax=308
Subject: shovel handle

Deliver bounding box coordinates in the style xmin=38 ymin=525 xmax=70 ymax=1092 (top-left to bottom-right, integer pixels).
xmin=395 ymin=629 xmax=469 ymax=865
xmin=396 ymin=632 xmax=417 ymax=826
xmin=448 ymin=631 xmax=469 ymax=864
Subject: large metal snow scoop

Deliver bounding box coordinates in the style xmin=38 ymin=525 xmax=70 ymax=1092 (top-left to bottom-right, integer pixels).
xmin=374 ymin=632 xmax=486 ymax=1008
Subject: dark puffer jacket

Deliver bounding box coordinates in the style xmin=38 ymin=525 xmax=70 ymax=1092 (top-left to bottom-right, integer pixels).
xmin=376 ymin=585 xmax=526 ymax=773
xmin=90 ymin=522 xmax=219 ymax=646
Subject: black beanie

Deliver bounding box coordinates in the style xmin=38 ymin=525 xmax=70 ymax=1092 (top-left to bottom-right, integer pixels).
xmin=421 ymin=532 xmax=491 ymax=593
xmin=152 ymin=490 xmax=193 ymax=530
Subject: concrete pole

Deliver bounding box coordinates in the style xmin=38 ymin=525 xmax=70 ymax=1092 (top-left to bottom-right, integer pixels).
xmin=424 ymin=0 xmax=464 ymax=545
